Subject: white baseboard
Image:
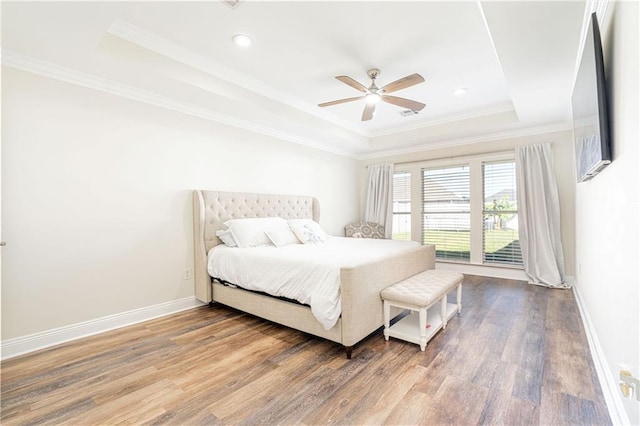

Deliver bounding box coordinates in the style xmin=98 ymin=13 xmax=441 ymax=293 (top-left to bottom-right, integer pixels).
xmin=572 ymin=284 xmax=630 ymax=425
xmin=436 ymin=261 xmax=530 ymax=281
xmin=3 ymin=281 xmax=629 ymax=425
xmin=1 ymin=296 xmax=206 ymax=360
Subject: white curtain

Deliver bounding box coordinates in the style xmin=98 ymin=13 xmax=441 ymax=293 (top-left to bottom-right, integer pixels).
xmin=364 ymin=164 xmax=394 ymax=239
xmin=515 ymin=143 xmax=568 ymax=288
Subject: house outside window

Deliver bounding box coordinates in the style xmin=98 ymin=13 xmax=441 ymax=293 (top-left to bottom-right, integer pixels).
xmin=422 ymin=165 xmax=470 ymax=261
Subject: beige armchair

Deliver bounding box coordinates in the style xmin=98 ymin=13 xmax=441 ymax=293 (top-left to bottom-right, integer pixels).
xmin=344 ymin=221 xmax=385 ymax=239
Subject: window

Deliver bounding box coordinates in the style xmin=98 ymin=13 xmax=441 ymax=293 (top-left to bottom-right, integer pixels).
xmin=483 ymin=161 xmax=522 ymax=266
xmin=422 ymin=165 xmax=470 ymax=261
xmin=392 ymin=172 xmax=411 ymax=240
xmin=398 ymin=153 xmax=523 ymax=269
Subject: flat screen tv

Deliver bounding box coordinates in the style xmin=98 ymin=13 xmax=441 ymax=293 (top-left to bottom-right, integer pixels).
xmin=571 ymin=12 xmax=611 ymax=183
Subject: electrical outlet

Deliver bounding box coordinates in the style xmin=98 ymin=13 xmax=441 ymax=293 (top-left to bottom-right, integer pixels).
xmin=619 ymin=366 xmax=639 ymax=400
xmin=183 ymin=268 xmax=192 ymax=280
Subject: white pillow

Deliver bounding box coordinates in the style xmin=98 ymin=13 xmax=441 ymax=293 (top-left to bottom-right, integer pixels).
xmin=215 ymin=229 xmax=237 ymax=247
xmin=224 ymin=217 xmax=289 ymax=248
xmin=265 ymin=230 xmax=301 ymax=247
xmin=288 ymin=219 xmax=328 ymax=244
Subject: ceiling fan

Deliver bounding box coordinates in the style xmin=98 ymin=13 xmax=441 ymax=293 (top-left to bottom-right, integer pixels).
xmin=318 ymin=68 xmax=426 ymax=121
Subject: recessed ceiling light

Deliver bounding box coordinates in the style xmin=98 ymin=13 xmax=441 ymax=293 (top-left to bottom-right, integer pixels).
xmin=232 ymin=34 xmax=253 ymax=47
xmin=453 ymin=87 xmax=469 ymax=96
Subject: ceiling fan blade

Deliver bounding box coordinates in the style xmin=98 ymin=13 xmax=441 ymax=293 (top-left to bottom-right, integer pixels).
xmin=335 ymin=76 xmax=368 ymax=93
xmin=361 ymin=102 xmax=376 ymax=121
xmin=381 ymin=95 xmax=426 ymax=111
xmin=380 ymin=73 xmax=425 ymax=94
xmin=318 ymin=96 xmax=364 ymax=107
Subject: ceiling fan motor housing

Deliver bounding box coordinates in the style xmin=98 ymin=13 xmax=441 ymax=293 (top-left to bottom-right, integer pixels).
xmin=367 ymin=68 xmax=381 ymax=92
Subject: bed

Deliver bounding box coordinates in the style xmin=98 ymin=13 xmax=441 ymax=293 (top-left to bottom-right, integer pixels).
xmin=193 ymin=190 xmax=435 ymax=358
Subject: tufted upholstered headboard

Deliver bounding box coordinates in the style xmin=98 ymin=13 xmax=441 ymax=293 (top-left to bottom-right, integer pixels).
xmin=193 ymin=190 xmax=320 ymax=302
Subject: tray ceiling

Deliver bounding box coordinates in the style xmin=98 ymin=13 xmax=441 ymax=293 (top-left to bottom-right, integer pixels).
xmin=1 ymin=1 xmax=587 ymax=157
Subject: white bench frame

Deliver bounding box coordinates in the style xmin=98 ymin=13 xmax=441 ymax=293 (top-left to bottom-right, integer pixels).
xmin=383 ymin=282 xmax=462 ymax=351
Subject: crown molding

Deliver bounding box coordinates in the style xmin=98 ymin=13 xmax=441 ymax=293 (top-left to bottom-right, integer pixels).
xmin=0 ymin=49 xmax=575 ymax=162
xmin=1 ymin=49 xmax=359 ymax=159
xmin=592 ymin=0 xmax=610 ymax=21
xmin=357 ymin=121 xmax=572 ymax=161
xmin=572 ymin=0 xmax=610 ymax=92
xmin=368 ymin=103 xmax=516 ymax=139
xmin=107 ymin=19 xmax=368 ymax=138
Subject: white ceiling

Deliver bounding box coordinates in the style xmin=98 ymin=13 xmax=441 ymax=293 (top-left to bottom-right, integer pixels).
xmin=1 ymin=1 xmax=587 ymax=158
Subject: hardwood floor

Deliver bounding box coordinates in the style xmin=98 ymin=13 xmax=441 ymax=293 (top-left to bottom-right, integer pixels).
xmin=1 ymin=275 xmax=611 ymax=425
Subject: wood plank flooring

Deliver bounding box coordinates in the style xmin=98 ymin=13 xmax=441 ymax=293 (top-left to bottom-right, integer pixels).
xmin=1 ymin=275 xmax=611 ymax=425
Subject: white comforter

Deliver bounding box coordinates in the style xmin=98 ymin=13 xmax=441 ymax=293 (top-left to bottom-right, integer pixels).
xmin=207 ymin=237 xmax=420 ymax=330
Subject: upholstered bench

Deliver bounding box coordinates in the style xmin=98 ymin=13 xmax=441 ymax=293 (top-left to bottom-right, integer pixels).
xmin=381 ymin=270 xmax=463 ymax=351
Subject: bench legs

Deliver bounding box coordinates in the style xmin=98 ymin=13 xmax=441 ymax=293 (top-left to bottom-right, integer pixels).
xmin=383 ymin=301 xmax=390 ymax=341
xmin=443 ymin=283 xmax=463 ymax=330
xmin=418 ymin=308 xmax=427 ymax=351
xmin=441 ymin=296 xmax=448 ymax=330
xmin=382 ymin=277 xmax=463 ymax=352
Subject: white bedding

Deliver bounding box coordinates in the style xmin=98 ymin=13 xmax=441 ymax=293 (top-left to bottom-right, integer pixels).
xmin=207 ymin=237 xmax=420 ymax=330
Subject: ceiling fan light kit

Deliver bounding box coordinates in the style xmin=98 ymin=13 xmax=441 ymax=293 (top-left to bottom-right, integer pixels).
xmin=366 ymin=93 xmax=381 ymax=104
xmin=319 ymin=68 xmax=426 ymax=121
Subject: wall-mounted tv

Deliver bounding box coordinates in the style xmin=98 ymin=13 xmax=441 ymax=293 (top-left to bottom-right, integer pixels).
xmin=571 ymin=12 xmax=611 ymax=183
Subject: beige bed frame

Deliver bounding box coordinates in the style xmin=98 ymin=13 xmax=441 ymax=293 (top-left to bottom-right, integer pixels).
xmin=193 ymin=190 xmax=435 ymax=358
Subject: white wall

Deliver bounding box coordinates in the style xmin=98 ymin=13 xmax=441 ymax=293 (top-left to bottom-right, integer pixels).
xmin=1 ymin=67 xmax=359 ymax=340
xmin=359 ymin=129 xmax=577 ymax=278
xmin=575 ymin=2 xmax=639 ymax=424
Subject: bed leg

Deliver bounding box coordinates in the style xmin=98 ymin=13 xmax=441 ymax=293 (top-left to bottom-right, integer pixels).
xmin=208 ymin=301 xmax=215 ymax=308
xmin=344 ymin=346 xmax=353 ymax=359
